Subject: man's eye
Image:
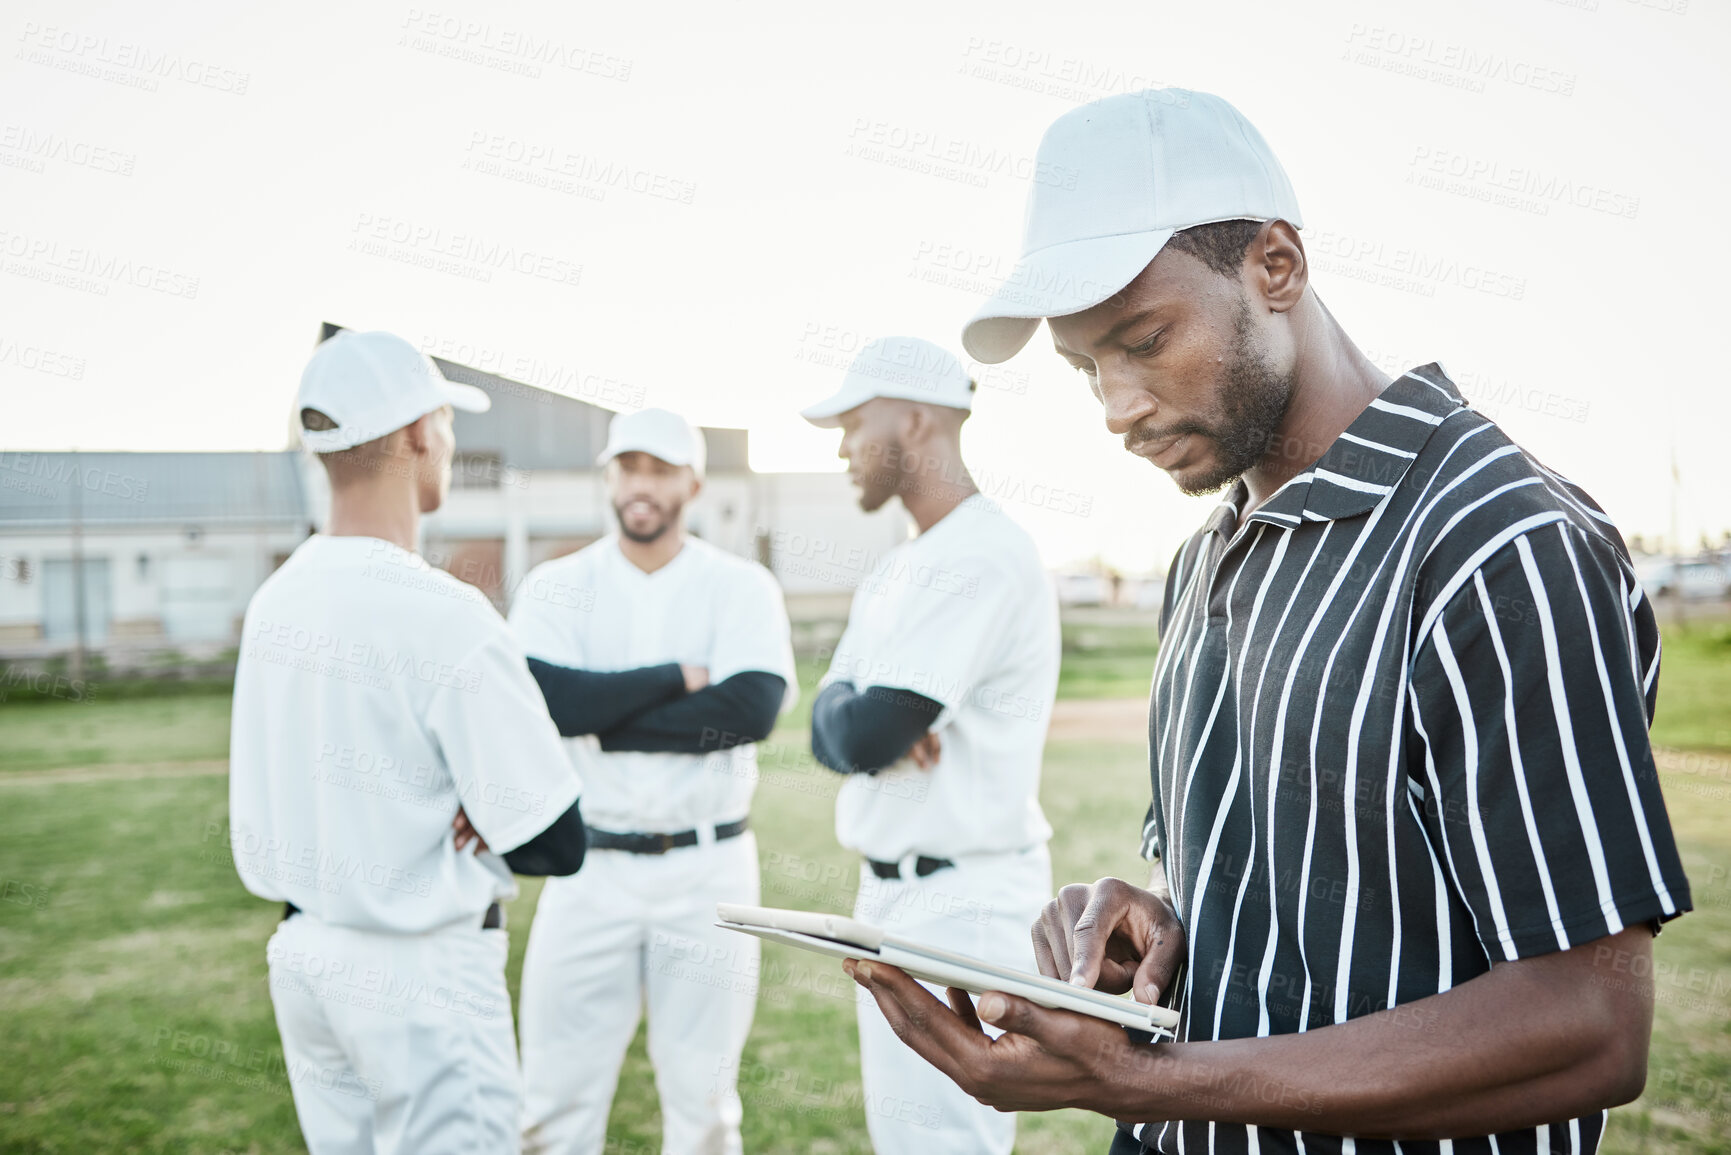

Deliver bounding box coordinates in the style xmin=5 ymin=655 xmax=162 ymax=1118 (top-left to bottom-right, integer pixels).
xmin=1127 ymin=331 xmax=1163 ymax=356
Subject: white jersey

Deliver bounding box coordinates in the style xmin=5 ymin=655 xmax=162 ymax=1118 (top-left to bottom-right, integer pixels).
xmin=228 ymin=534 xmax=581 ymax=934
xmin=509 ymin=535 xmax=797 ymax=832
xmin=827 ymin=495 xmax=1058 ymax=860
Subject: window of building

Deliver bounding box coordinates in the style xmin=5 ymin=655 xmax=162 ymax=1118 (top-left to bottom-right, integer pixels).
xmin=452 ymin=453 xmax=503 ymax=490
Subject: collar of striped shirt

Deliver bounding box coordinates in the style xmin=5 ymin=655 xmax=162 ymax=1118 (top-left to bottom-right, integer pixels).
xmin=1205 ymin=363 xmax=1461 ymax=538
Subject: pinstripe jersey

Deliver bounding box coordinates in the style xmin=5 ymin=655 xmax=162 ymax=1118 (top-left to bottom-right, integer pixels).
xmin=1123 ymin=365 xmax=1691 ymax=1155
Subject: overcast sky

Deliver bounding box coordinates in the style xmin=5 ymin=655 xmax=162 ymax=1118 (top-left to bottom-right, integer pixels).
xmin=2 ymin=0 xmax=1724 ymax=572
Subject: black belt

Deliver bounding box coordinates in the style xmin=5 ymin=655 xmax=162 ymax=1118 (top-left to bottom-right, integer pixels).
xmin=584 ymin=817 xmax=749 ymax=855
xmin=866 ymin=855 xmax=954 ymax=881
xmin=282 ymin=901 xmax=503 ymax=930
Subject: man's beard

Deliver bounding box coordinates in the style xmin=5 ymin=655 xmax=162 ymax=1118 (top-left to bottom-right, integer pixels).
xmin=1126 ymin=299 xmax=1296 ymax=497
xmin=852 ymin=437 xmax=903 ymax=513
xmin=614 ymin=498 xmax=681 ymax=543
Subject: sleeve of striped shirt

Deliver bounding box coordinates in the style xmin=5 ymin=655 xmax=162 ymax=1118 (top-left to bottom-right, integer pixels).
xmin=1407 ymin=522 xmax=1691 ymax=963
xmin=1139 ymin=801 xmax=1161 ymax=862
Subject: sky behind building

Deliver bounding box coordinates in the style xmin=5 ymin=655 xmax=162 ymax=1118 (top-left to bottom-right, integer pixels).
xmin=2 ymin=0 xmax=1724 ymax=572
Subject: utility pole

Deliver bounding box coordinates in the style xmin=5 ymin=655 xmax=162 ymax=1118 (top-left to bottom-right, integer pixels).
xmin=69 ymin=450 xmax=87 ymax=684
xmin=1669 ymin=440 xmax=1684 ymax=632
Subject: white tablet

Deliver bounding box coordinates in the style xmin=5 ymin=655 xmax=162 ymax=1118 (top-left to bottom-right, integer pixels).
xmin=716 ymin=902 xmax=1179 ymax=1037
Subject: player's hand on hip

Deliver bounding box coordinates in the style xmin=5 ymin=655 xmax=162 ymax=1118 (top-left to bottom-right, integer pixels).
xmin=452 ymin=806 xmax=489 ymax=854
xmin=680 ymin=664 xmax=710 ymax=693
xmin=905 ymin=730 xmax=942 ymax=770
xmin=1032 ymin=878 xmax=1184 ymax=1005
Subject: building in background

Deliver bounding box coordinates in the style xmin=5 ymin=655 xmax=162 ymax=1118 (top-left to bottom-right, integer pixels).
xmin=0 ymin=451 xmax=310 ymax=672
xmin=0 ymin=325 xmax=907 ymax=674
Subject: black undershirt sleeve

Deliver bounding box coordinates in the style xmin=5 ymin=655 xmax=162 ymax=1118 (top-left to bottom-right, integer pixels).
xmin=596 ymin=671 xmax=787 ymax=754
xmin=809 ymin=681 xmax=944 ymax=775
xmin=526 ymin=657 xmax=687 ymax=737
xmin=499 ymin=797 xmax=588 ymax=877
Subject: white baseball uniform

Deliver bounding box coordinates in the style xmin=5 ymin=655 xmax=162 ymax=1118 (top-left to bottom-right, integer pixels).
xmin=509 ymin=534 xmax=797 ymax=1155
xmin=822 ymin=494 xmax=1059 ymax=1155
xmin=229 ymin=533 xmax=582 ymax=1155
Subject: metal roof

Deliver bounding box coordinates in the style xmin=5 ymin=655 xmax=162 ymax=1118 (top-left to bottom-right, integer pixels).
xmin=433 ymin=353 xmax=615 ymax=471
xmin=0 ymin=451 xmax=308 ymax=530
xmin=324 ymin=323 xmax=751 ymax=473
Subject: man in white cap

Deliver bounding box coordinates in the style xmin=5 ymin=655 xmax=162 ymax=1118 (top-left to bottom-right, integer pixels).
xmin=800 ymin=335 xmax=1060 ymax=1155
xmin=509 ymin=407 xmax=798 ymax=1155
xmin=230 ymin=329 xmax=589 ymax=1154
xmin=843 ymin=90 xmax=1690 ymax=1155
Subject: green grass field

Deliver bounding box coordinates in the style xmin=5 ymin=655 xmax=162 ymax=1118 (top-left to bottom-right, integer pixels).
xmin=0 ymin=622 xmax=1727 ymax=1153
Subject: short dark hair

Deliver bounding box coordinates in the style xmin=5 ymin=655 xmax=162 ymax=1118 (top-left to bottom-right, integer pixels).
xmin=1164 ymin=218 xmax=1265 ymax=279
xmin=299 ymin=407 xmax=394 ymax=480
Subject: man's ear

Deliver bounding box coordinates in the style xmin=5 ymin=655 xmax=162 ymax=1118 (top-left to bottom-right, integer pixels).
xmin=902 ymin=403 xmax=935 ymax=448
xmin=687 ymin=471 xmax=704 ymax=502
xmin=1252 ymin=219 xmax=1308 ymax=314
xmin=400 ymin=412 xmax=435 ymax=457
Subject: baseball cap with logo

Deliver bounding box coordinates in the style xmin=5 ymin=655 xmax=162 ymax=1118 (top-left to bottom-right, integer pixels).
xmin=597 ymin=408 xmax=707 ymax=478
xmin=296 ymin=330 xmax=491 ymax=452
xmin=961 ymin=88 xmax=1303 ymax=365
xmin=799 ymin=336 xmax=976 ymax=428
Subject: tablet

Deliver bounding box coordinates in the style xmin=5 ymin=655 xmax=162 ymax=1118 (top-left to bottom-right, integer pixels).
xmin=716 ymin=902 xmax=1179 ymax=1036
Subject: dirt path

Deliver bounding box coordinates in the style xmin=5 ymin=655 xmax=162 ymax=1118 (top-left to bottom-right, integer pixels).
xmin=0 ymin=731 xmax=1716 ymax=785
xmin=0 ymin=759 xmax=228 ymax=787
xmin=1044 ymin=697 xmax=1149 ymax=743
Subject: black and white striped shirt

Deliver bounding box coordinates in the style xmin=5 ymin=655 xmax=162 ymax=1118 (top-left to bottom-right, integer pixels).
xmin=1125 ymin=365 xmax=1691 ymax=1155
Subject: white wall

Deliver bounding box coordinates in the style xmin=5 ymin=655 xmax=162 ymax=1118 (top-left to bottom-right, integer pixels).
xmin=415 ymin=468 xmax=907 ymax=596
xmin=754 ymin=472 xmax=912 ymax=596
xmin=0 ymin=526 xmax=307 ymax=648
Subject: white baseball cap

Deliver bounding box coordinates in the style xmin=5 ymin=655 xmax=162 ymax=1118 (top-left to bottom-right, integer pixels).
xmin=597 ymin=407 xmax=707 ymax=477
xmin=296 ymin=330 xmax=491 ymax=452
xmin=800 ymin=336 xmax=976 ymax=428
xmin=961 ymin=88 xmax=1303 ymax=365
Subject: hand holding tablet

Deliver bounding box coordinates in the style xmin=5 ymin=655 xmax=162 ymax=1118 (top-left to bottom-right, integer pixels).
xmin=715 ymin=902 xmax=1180 ymax=1037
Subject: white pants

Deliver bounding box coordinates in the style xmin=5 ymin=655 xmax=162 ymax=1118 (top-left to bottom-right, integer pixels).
xmin=267 ymin=911 xmax=521 ymax=1155
xmin=520 ymin=831 xmax=761 ymax=1155
xmin=853 ymin=844 xmax=1052 ymax=1155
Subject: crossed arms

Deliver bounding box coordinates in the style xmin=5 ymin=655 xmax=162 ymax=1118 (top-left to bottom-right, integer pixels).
xmin=526 ymin=657 xmax=786 ymax=754
xmin=809 ymin=680 xmax=945 ymax=773
xmin=450 ymin=658 xmax=787 ymax=868
xmin=507 ymin=660 xmax=779 ymax=869
xmin=453 ymin=801 xmax=589 ymax=877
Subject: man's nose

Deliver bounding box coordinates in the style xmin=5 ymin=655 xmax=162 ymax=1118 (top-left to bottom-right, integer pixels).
xmin=1098 ymin=368 xmax=1157 ymax=437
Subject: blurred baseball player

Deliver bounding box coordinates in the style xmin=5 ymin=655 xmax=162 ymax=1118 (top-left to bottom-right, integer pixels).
xmin=801 ymin=336 xmax=1061 ymax=1154
xmin=229 ymin=330 xmax=589 ymax=1155
xmin=509 ymin=407 xmax=798 ymax=1155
